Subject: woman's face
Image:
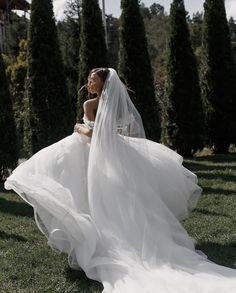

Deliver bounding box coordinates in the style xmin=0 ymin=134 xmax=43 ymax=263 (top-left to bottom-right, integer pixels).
xmin=87 ymin=72 xmax=104 ymax=95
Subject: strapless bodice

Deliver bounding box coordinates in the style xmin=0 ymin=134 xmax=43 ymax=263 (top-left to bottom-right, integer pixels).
xmin=82 ymin=116 xmax=95 ymax=130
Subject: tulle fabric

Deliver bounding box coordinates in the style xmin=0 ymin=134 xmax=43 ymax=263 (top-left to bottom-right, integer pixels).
xmin=5 ymin=68 xmax=236 ymax=292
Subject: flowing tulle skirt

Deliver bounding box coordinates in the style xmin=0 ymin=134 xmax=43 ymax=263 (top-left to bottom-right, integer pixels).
xmin=5 ymin=132 xmax=236 ymax=292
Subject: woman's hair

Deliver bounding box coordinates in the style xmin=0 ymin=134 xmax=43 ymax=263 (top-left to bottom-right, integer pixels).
xmin=79 ymin=67 xmax=135 ymax=97
xmin=89 ymin=68 xmax=110 ymax=83
xmin=79 ymin=68 xmax=109 ymax=94
xmin=90 ymin=68 xmax=135 ymax=96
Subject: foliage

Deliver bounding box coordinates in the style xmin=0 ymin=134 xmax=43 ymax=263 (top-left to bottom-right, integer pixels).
xmin=163 ymin=0 xmax=205 ymax=157
xmin=0 ymin=53 xmax=18 ymax=179
xmin=119 ymin=0 xmax=161 ymax=141
xmin=77 ymin=0 xmax=108 ymax=121
xmin=57 ymin=0 xmax=81 ymax=119
xmin=5 ymin=40 xmax=30 ymax=157
xmin=106 ymin=15 xmax=119 ymax=70
xmin=3 ymin=0 xmax=236 ymax=157
xmin=27 ymin=0 xmax=73 ymax=154
xmin=188 ymin=12 xmax=204 ymax=64
xmin=141 ymin=3 xmax=169 ymax=76
xmin=5 ymin=12 xmax=29 ymax=56
xmin=200 ymin=0 xmax=236 ymax=153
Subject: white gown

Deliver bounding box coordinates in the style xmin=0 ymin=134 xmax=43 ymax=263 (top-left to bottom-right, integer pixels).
xmin=5 ymin=69 xmax=236 ymax=292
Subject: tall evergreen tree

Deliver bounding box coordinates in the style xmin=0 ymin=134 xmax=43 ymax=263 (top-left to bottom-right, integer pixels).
xmin=118 ymin=0 xmax=160 ymax=141
xmin=200 ymin=0 xmax=236 ymax=153
xmin=0 ymin=53 xmax=18 ymax=179
xmin=77 ymin=0 xmax=108 ymax=120
xmin=27 ymin=0 xmax=73 ymax=154
xmin=163 ymin=0 xmax=205 ymax=157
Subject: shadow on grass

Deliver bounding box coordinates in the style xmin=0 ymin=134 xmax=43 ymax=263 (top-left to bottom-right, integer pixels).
xmin=183 ymin=161 xmax=236 ymax=172
xmin=65 ymin=266 xmax=103 ymax=292
xmin=0 ymin=197 xmax=33 ymax=218
xmin=183 ymin=154 xmax=236 ymax=171
xmin=195 ymin=154 xmax=236 ymax=164
xmin=194 ymin=208 xmax=229 ymax=218
xmin=196 ymin=241 xmax=236 ymax=269
xmin=0 ymin=230 xmax=27 ymax=242
xmin=202 ymin=187 xmax=236 ymax=196
xmin=196 ymin=172 xmax=236 ymax=182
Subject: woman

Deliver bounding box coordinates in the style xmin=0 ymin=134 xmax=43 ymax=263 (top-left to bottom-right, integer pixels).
xmin=5 ymin=68 xmax=236 ymax=292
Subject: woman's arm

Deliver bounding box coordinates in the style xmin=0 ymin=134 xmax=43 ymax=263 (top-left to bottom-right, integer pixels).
xmin=73 ymin=99 xmax=97 ymax=138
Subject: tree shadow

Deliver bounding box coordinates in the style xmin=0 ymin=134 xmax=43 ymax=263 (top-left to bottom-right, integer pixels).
xmin=196 ymin=172 xmax=236 ymax=182
xmin=183 ymin=154 xmax=236 ymax=172
xmin=65 ymin=266 xmax=103 ymax=292
xmin=196 ymin=241 xmax=236 ymax=268
xmin=195 ymin=154 xmax=236 ymax=164
xmin=202 ymin=187 xmax=235 ymax=196
xmin=0 ymin=197 xmax=33 ymax=218
xmin=183 ymin=161 xmax=236 ymax=172
xmin=194 ymin=208 xmax=229 ymax=217
xmin=0 ymin=230 xmax=27 ymax=242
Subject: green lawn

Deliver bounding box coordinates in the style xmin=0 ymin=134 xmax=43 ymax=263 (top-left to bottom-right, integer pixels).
xmin=0 ymin=154 xmax=236 ymax=292
xmin=183 ymin=154 xmax=236 ymax=268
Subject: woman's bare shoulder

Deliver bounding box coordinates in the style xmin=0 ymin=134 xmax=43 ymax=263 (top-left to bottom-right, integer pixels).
xmin=83 ymin=98 xmax=98 ymax=120
xmin=83 ymin=98 xmax=98 ymax=110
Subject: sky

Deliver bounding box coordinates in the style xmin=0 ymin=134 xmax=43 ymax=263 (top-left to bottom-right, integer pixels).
xmin=52 ymin=0 xmax=236 ymax=20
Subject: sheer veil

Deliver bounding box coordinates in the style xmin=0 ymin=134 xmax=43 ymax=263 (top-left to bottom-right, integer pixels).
xmin=88 ymin=68 xmax=149 ymax=222
xmin=91 ymin=68 xmax=146 ymax=140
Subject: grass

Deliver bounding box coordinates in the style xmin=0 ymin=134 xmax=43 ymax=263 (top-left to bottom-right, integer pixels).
xmin=0 ymin=186 xmax=102 ymax=293
xmin=0 ymin=153 xmax=236 ymax=292
xmin=183 ymin=153 xmax=236 ymax=268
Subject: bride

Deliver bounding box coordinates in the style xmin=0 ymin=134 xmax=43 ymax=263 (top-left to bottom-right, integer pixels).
xmin=5 ymin=68 xmax=236 ymax=292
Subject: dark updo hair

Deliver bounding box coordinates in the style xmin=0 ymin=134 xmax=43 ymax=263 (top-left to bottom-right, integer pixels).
xmin=79 ymin=68 xmax=109 ymax=95
xmin=89 ymin=67 xmax=110 ymax=83
xmin=88 ymin=68 xmax=135 ymax=95
xmin=79 ymin=67 xmax=135 ymax=97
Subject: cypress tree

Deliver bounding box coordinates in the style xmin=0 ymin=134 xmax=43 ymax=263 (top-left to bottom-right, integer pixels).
xmin=200 ymin=0 xmax=236 ymax=153
xmin=28 ymin=0 xmax=73 ymax=154
xmin=163 ymin=0 xmax=205 ymax=157
xmin=77 ymin=0 xmax=108 ymax=120
xmin=162 ymin=0 xmax=204 ymax=156
xmin=0 ymin=53 xmax=18 ymax=179
xmin=118 ymin=0 xmax=160 ymax=141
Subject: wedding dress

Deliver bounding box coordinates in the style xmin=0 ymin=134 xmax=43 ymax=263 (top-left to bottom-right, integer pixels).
xmin=5 ymin=68 xmax=236 ymax=292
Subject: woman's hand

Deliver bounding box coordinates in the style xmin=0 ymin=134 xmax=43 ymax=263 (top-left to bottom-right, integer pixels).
xmin=74 ymin=123 xmax=93 ymax=137
xmin=74 ymin=123 xmax=84 ymax=134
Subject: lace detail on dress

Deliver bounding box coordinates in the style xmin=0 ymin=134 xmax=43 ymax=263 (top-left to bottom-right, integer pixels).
xmin=82 ymin=114 xmax=134 ymax=134
xmin=83 ymin=116 xmax=95 ymax=130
